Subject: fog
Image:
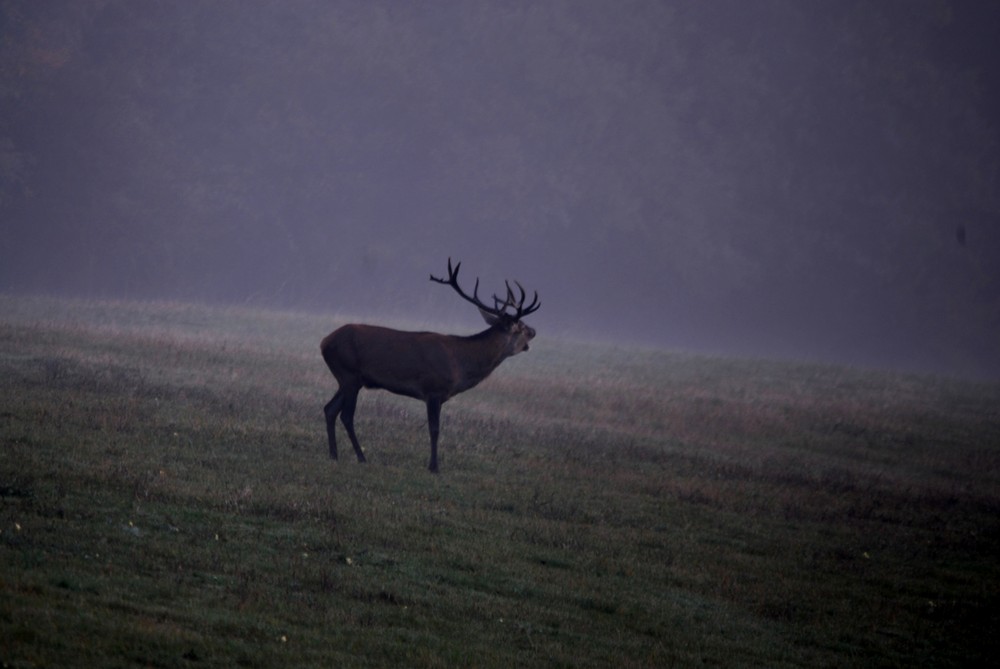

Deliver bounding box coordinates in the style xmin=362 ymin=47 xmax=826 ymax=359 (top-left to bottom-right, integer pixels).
xmin=2 ymin=0 xmax=998 ymax=379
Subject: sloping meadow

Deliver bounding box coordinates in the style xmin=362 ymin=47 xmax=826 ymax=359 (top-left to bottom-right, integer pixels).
xmin=2 ymin=295 xmax=998 ymax=667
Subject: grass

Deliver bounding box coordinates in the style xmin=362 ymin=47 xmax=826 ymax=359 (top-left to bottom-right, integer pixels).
xmin=2 ymin=294 xmax=999 ymax=667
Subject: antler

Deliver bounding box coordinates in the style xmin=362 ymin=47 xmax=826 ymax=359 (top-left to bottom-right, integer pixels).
xmin=430 ymin=258 xmax=540 ymax=320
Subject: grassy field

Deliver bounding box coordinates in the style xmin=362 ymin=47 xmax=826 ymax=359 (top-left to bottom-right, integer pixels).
xmin=2 ymin=294 xmax=999 ymax=667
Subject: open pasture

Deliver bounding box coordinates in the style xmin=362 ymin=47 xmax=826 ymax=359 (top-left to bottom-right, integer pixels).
xmin=2 ymin=295 xmax=998 ymax=667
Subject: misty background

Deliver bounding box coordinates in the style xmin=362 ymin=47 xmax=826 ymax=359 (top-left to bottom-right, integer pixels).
xmin=2 ymin=0 xmax=998 ymax=379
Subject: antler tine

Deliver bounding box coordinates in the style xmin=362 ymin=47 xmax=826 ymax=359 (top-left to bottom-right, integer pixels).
xmin=492 ymin=281 xmax=516 ymax=310
xmin=508 ymin=281 xmax=519 ymax=306
xmin=513 ymin=281 xmax=527 ymax=307
xmin=430 ymin=257 xmax=450 ymax=284
xmin=516 ymin=280 xmax=540 ymax=317
xmin=521 ymin=292 xmax=540 ymax=316
xmin=490 ymin=283 xmax=509 ymax=315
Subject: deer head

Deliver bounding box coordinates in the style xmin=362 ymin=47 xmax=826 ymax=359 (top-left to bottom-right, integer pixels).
xmin=429 ymin=257 xmax=540 ymax=354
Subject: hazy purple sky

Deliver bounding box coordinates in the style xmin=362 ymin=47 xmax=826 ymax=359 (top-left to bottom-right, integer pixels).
xmin=2 ymin=0 xmax=998 ymax=379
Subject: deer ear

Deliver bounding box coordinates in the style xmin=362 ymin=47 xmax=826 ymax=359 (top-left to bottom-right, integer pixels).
xmin=479 ymin=308 xmax=501 ymax=326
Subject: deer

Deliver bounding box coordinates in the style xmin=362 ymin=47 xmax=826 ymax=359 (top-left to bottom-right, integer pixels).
xmin=321 ymin=259 xmax=540 ymax=473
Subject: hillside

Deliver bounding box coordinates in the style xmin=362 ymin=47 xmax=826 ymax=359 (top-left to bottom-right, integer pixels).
xmin=2 ymin=295 xmax=998 ymax=666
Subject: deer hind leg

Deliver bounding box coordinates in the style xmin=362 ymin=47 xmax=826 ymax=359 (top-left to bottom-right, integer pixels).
xmin=339 ymin=386 xmax=367 ymax=463
xmin=324 ymin=390 xmax=343 ymax=459
xmin=426 ymin=398 xmax=442 ymax=473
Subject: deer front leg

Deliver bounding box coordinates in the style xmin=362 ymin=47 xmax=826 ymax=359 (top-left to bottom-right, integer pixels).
xmin=426 ymin=397 xmax=442 ymax=473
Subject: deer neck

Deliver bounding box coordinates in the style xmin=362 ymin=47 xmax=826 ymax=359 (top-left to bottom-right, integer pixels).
xmin=454 ymin=327 xmax=512 ymax=388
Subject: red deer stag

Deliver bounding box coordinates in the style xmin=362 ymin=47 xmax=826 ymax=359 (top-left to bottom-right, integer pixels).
xmin=321 ymin=259 xmax=540 ymax=472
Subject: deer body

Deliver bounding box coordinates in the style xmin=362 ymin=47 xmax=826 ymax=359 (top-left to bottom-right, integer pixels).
xmin=321 ymin=260 xmax=538 ymax=473
xmin=322 ymin=324 xmax=520 ymax=401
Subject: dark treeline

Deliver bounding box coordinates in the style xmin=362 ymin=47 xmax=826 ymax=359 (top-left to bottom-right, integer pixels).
xmin=1 ymin=0 xmax=998 ymax=378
